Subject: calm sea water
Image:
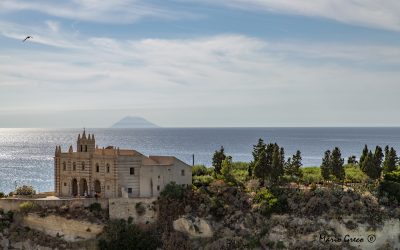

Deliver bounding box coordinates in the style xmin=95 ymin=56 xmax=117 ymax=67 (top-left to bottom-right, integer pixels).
xmin=1 ymin=127 xmax=400 ymax=193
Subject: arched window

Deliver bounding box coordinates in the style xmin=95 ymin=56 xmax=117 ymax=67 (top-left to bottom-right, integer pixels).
xmin=80 ymin=145 xmax=83 ymax=152
xmin=63 ymin=162 xmax=66 ymax=171
xmin=82 ymin=161 xmax=85 ymax=170
xmin=96 ymin=163 xmax=100 ymax=173
xmin=85 ymin=145 xmax=88 ymax=152
xmin=106 ymin=163 xmax=110 ymax=173
xmin=73 ymin=162 xmax=76 ymax=171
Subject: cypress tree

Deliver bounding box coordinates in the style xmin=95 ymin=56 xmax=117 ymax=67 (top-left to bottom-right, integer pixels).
xmin=249 ymin=139 xmax=267 ymax=177
xmin=383 ymin=147 xmax=398 ymax=173
xmin=292 ymin=150 xmax=303 ymax=179
xmin=360 ymin=145 xmax=368 ymax=171
xmin=254 ymin=147 xmax=268 ymax=185
xmin=364 ymin=151 xmax=380 ymax=180
xmin=331 ymin=147 xmax=345 ymax=182
xmin=321 ymin=150 xmax=332 ymax=181
xmin=373 ymin=146 xmax=383 ymax=178
xmin=271 ymin=145 xmax=284 ymax=182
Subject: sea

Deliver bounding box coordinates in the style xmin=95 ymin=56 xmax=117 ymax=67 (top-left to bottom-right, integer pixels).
xmin=1 ymin=127 xmax=400 ymax=194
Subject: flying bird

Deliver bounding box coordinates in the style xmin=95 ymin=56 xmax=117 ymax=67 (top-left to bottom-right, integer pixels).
xmin=22 ymin=36 xmax=33 ymax=42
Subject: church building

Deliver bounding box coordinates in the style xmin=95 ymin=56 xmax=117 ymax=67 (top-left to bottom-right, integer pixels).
xmin=54 ymin=130 xmax=192 ymax=198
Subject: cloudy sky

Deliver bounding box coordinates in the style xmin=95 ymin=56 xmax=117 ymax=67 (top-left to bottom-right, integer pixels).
xmin=0 ymin=0 xmax=400 ymax=127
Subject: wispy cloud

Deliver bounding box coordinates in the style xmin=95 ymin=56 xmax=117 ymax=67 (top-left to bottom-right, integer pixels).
xmin=0 ymin=0 xmax=194 ymax=23
xmin=195 ymin=0 xmax=400 ymax=32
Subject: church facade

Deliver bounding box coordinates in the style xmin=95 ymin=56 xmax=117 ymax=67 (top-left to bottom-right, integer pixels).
xmin=54 ymin=131 xmax=192 ymax=198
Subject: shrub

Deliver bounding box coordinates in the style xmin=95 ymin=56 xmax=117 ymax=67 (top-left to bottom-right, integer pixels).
xmin=89 ymin=202 xmax=102 ymax=213
xmin=344 ymin=165 xmax=368 ymax=183
xmin=19 ymin=201 xmax=38 ymax=214
xmin=135 ymin=202 xmax=146 ymax=216
xmin=300 ymin=167 xmax=323 ymax=184
xmin=15 ymin=185 xmax=36 ymax=196
xmin=380 ymin=180 xmax=400 ymax=201
xmin=193 ymin=175 xmax=214 ymax=187
xmin=99 ymin=219 xmax=160 ymax=250
xmin=384 ymin=171 xmax=400 ymax=183
xmin=0 ymin=192 xmax=4 ymax=198
xmin=254 ymin=188 xmax=280 ymax=216
xmin=192 ymin=165 xmax=211 ymax=176
xmin=160 ymin=182 xmax=185 ymax=200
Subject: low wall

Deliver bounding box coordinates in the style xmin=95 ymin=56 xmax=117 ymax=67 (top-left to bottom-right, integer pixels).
xmin=22 ymin=214 xmax=104 ymax=242
xmin=109 ymin=197 xmax=158 ymax=224
xmin=0 ymin=198 xmax=108 ymax=212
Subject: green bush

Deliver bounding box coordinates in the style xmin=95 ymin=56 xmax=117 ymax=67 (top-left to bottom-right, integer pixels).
xmin=192 ymin=165 xmax=213 ymax=176
xmin=193 ymin=175 xmax=214 ymax=187
xmin=135 ymin=202 xmax=146 ymax=216
xmin=19 ymin=201 xmax=38 ymax=214
xmin=254 ymin=188 xmax=281 ymax=216
xmin=15 ymin=185 xmax=36 ymax=196
xmin=300 ymin=167 xmax=323 ymax=184
xmin=0 ymin=210 xmax=13 ymax=231
xmin=380 ymin=180 xmax=400 ymax=201
xmin=384 ymin=171 xmax=400 ymax=183
xmin=344 ymin=165 xmax=368 ymax=183
xmin=89 ymin=202 xmax=102 ymax=213
xmin=99 ymin=219 xmax=160 ymax=250
xmin=0 ymin=192 xmax=4 ymax=198
xmin=160 ymin=182 xmax=185 ymax=200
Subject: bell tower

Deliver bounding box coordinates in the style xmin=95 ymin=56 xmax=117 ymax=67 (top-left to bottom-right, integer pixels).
xmin=77 ymin=129 xmax=96 ymax=153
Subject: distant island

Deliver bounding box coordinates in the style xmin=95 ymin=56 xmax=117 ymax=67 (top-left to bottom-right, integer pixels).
xmin=111 ymin=116 xmax=159 ymax=128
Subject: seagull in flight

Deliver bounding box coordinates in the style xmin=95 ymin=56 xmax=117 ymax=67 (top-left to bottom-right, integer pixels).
xmin=22 ymin=36 xmax=33 ymax=42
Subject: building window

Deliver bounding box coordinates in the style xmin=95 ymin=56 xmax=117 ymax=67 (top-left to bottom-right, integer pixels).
xmin=82 ymin=162 xmax=85 ymax=170
xmin=157 ymin=185 xmax=160 ymax=191
xmin=107 ymin=185 xmax=110 ymax=190
xmin=130 ymin=168 xmax=134 ymax=175
xmin=80 ymin=145 xmax=83 ymax=152
xmin=73 ymin=162 xmax=76 ymax=171
xmin=96 ymin=164 xmax=99 ymax=172
xmin=85 ymin=145 xmax=88 ymax=152
xmin=128 ymin=188 xmax=132 ymax=193
xmin=181 ymin=169 xmax=185 ymax=176
xmin=158 ymin=175 xmax=160 ymax=179
xmin=64 ymin=182 xmax=67 ymax=186
xmin=106 ymin=164 xmax=110 ymax=173
xmin=63 ymin=162 xmax=66 ymax=171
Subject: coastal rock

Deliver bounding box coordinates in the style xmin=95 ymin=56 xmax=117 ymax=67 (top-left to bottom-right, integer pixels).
xmin=173 ymin=216 xmax=213 ymax=238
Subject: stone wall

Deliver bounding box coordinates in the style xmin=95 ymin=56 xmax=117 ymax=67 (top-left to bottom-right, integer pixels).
xmin=22 ymin=214 xmax=104 ymax=242
xmin=0 ymin=198 xmax=108 ymax=212
xmin=108 ymin=197 xmax=157 ymax=224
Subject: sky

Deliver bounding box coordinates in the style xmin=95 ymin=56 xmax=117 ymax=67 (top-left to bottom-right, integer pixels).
xmin=1 ymin=0 xmax=400 ymax=128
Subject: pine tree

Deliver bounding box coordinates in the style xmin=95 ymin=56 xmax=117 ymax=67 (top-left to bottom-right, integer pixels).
xmin=383 ymin=147 xmax=398 ymax=173
xmin=321 ymin=150 xmax=332 ymax=181
xmin=249 ymin=139 xmax=267 ymax=177
xmin=331 ymin=147 xmax=345 ymax=182
xmin=364 ymin=151 xmax=380 ymax=179
xmin=271 ymin=145 xmax=284 ymax=182
xmin=292 ymin=150 xmax=303 ymax=179
xmin=254 ymin=147 xmax=268 ymax=185
xmin=360 ymin=145 xmax=369 ymax=171
xmin=212 ymin=146 xmax=226 ymax=175
xmin=373 ymin=146 xmax=383 ymax=178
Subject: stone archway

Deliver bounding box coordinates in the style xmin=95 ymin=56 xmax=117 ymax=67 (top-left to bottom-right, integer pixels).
xmin=94 ymin=180 xmax=101 ymax=194
xmin=80 ymin=178 xmax=88 ymax=196
xmin=71 ymin=179 xmax=78 ymax=196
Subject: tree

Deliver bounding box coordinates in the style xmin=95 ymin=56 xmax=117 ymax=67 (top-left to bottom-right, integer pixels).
xmin=212 ymin=146 xmax=226 ymax=175
xmin=360 ymin=145 xmax=369 ymax=171
xmin=383 ymin=146 xmax=398 ymax=174
xmin=285 ymin=150 xmax=303 ymax=181
xmin=321 ymin=150 xmax=332 ymax=181
xmin=347 ymin=155 xmax=358 ymax=165
xmin=271 ymin=145 xmax=284 ymax=183
xmin=331 ymin=147 xmax=345 ymax=182
xmin=249 ymin=139 xmax=267 ymax=177
xmin=221 ymin=156 xmax=235 ymax=183
xmin=373 ymin=146 xmax=384 ymax=172
xmin=254 ymin=147 xmax=268 ymax=186
xmin=364 ymin=151 xmax=380 ymax=180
